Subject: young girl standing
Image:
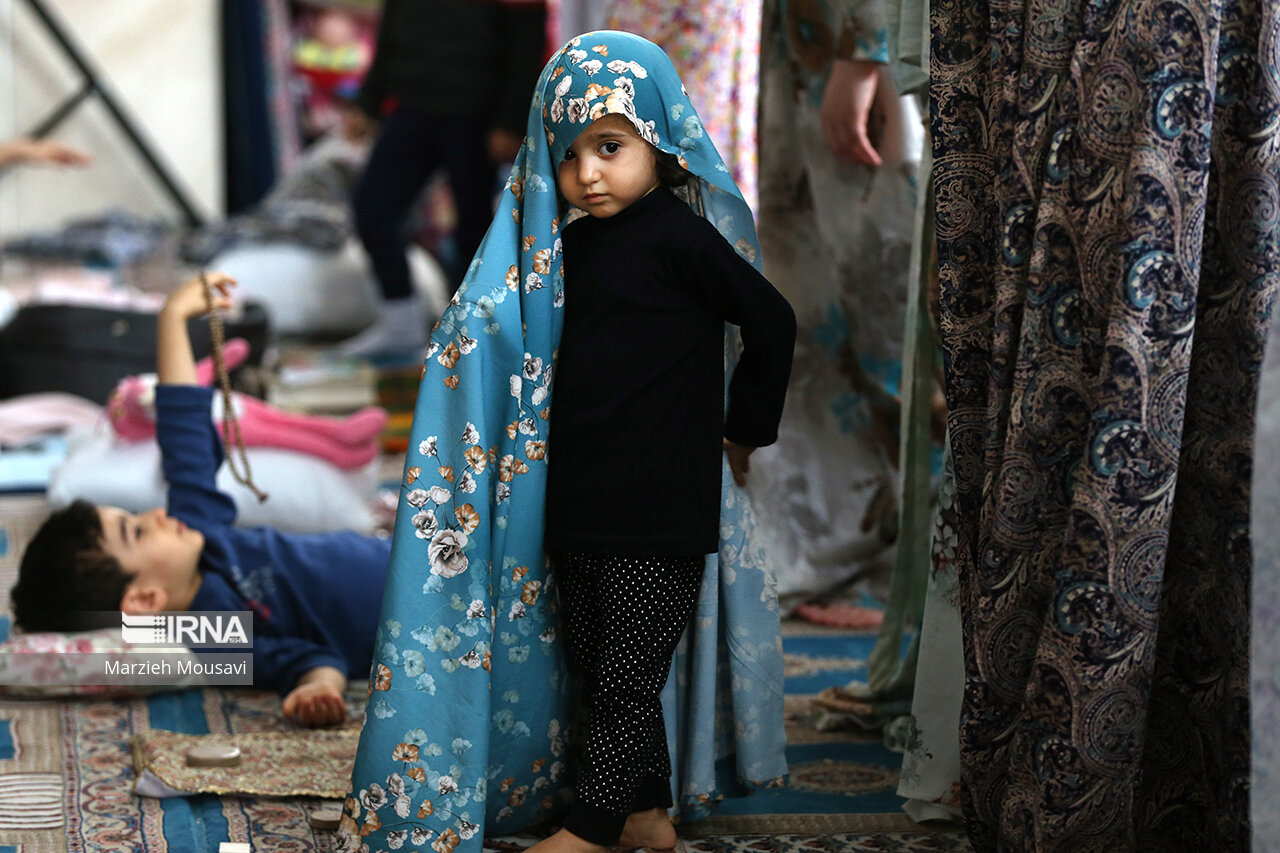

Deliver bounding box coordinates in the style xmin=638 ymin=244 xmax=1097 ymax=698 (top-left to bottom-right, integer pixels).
xmin=340 ymin=32 xmax=792 ymax=853
xmin=537 ymin=57 xmax=795 ymax=853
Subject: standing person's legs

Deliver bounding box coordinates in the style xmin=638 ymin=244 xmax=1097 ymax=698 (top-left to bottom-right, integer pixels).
xmin=437 ymin=115 xmax=498 ymax=291
xmin=340 ymin=106 xmax=441 ymax=356
xmin=558 ymin=553 xmax=704 ymax=847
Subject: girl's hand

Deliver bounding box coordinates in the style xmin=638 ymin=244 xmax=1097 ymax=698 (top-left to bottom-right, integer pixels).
xmin=724 ymin=439 xmax=756 ymax=487
xmin=820 ymin=59 xmax=883 ymax=167
xmin=161 ymin=272 xmax=236 ymax=323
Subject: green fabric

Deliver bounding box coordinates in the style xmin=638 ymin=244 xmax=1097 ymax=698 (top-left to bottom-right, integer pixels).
xmin=854 ymin=136 xmax=935 ymax=700
xmin=884 ymin=0 xmax=928 ymax=95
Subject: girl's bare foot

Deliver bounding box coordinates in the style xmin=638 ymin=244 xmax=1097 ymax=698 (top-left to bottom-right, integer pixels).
xmin=616 ymin=807 xmax=677 ymax=851
xmin=525 ymin=828 xmax=609 ymax=853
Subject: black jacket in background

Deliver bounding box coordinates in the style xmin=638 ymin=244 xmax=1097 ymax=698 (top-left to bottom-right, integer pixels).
xmin=358 ymin=0 xmax=548 ymax=135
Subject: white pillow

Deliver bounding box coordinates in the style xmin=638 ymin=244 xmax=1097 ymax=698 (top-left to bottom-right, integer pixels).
xmin=209 ymin=238 xmax=449 ymax=335
xmin=47 ymin=422 xmax=378 ymax=534
xmin=0 ymin=626 xmax=199 ymax=698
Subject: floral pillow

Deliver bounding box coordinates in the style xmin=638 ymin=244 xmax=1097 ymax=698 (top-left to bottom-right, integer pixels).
xmin=0 ymin=626 xmax=198 ymax=698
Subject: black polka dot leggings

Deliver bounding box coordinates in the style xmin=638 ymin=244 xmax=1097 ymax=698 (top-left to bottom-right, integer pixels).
xmin=552 ymin=551 xmax=705 ymax=847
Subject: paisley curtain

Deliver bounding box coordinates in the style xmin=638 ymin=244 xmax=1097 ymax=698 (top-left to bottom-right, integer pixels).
xmin=933 ymin=0 xmax=1278 ymax=848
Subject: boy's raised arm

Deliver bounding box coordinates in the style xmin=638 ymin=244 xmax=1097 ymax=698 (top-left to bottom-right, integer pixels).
xmin=157 ymin=272 xmax=234 ymax=386
xmin=155 ymin=272 xmax=239 ymax=529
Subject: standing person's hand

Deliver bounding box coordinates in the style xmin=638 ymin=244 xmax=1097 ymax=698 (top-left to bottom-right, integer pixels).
xmin=820 ymin=59 xmax=883 ymax=166
xmin=0 ymin=137 xmax=91 ymax=170
xmin=487 ymin=128 xmax=523 ymax=165
xmin=724 ymin=439 xmax=756 ymax=488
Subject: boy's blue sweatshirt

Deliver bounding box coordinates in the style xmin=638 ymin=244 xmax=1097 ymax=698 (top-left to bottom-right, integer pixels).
xmin=156 ymin=384 xmax=390 ymax=694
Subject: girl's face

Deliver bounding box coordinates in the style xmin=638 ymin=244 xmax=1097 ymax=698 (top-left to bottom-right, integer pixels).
xmin=557 ymin=114 xmax=661 ymax=218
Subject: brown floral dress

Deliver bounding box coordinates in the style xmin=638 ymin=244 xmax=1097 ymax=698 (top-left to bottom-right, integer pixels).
xmin=933 ymin=0 xmax=1278 ymax=848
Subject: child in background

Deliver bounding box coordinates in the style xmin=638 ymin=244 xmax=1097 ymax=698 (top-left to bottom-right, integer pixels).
xmin=292 ymin=5 xmax=372 ymax=142
xmin=11 ymin=273 xmax=391 ymax=727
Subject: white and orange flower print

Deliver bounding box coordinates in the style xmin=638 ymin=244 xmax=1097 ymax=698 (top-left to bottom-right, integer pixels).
xmin=438 ymin=341 xmax=460 ymax=368
xmin=532 ymin=248 xmax=552 ymax=274
xmin=432 ymin=828 xmax=460 ymax=853
xmin=567 ymin=97 xmax=590 ymax=123
xmin=497 ymin=455 xmax=518 ymax=482
xmin=428 ymin=529 xmax=470 ymax=578
xmin=454 ymin=503 xmax=480 ymax=534
xmin=522 ymin=354 xmax=543 ymax=381
xmin=464 ymin=445 xmax=488 ymax=473
xmin=412 ymin=509 xmax=438 ymax=540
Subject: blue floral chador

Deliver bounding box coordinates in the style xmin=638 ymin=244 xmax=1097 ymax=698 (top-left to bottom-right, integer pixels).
xmin=338 ymin=31 xmax=788 ymax=852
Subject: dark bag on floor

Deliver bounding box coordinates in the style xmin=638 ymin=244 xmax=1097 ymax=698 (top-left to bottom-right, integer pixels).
xmin=0 ymin=301 xmax=270 ymax=404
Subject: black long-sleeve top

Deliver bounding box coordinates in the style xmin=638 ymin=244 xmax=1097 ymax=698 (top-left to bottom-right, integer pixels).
xmin=544 ymin=188 xmax=796 ymax=557
xmin=358 ymin=0 xmax=547 ymax=135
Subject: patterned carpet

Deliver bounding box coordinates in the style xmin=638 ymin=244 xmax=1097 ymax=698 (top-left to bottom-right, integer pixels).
xmin=483 ymin=623 xmax=970 ymax=851
xmin=673 ymin=622 xmax=969 ymax=850
xmin=0 ymin=619 xmax=971 ymax=852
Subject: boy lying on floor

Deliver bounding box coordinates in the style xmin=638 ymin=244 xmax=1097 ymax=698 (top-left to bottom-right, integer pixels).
xmin=10 ymin=273 xmax=390 ymax=727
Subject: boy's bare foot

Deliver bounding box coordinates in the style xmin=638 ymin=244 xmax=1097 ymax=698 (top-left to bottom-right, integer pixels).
xmin=617 ymin=807 xmax=677 ymax=851
xmin=524 ymin=828 xmax=608 ymax=853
